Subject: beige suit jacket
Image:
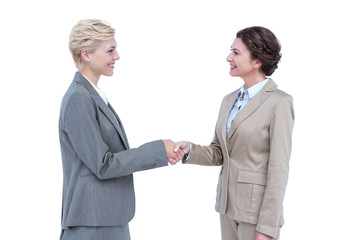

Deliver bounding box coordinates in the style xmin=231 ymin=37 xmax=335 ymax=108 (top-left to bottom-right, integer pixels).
xmin=186 ymin=79 xmax=294 ymax=238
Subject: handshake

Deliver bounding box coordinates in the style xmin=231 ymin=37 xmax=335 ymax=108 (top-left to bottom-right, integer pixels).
xmin=163 ymin=139 xmax=190 ymax=165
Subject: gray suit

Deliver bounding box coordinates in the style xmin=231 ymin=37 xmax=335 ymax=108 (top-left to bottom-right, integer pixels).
xmin=58 ymin=72 xmax=168 ymax=231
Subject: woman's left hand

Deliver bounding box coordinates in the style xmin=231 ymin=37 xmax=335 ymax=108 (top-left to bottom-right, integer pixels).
xmin=255 ymin=231 xmax=274 ymax=240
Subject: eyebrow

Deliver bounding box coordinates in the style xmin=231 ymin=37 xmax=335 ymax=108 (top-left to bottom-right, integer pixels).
xmin=106 ymin=46 xmax=116 ymax=51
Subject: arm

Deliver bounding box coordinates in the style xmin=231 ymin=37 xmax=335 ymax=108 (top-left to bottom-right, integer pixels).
xmin=256 ymin=96 xmax=295 ymax=237
xmin=62 ymin=92 xmax=182 ymax=179
xmin=172 ymin=130 xmax=223 ymax=166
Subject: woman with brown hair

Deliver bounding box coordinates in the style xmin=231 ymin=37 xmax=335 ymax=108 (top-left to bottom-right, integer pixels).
xmin=173 ymin=26 xmax=294 ymax=240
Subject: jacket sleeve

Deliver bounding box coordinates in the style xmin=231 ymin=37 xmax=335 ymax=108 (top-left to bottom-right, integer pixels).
xmin=256 ymin=95 xmax=295 ymax=237
xmin=185 ymin=131 xmax=223 ymax=166
xmin=61 ymin=91 xmax=168 ymax=180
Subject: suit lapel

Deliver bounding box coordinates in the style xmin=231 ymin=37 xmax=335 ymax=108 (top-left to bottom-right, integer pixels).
xmin=73 ymin=72 xmax=130 ymax=149
xmin=107 ymin=103 xmax=130 ymax=149
xmin=227 ymin=79 xmax=278 ymax=141
xmin=219 ymin=89 xmax=240 ymax=141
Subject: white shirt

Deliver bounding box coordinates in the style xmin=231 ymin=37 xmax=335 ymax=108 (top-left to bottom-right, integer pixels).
xmin=81 ymin=73 xmax=109 ymax=105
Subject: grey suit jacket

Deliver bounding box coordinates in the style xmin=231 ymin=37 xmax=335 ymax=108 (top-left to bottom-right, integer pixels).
xmin=59 ymin=72 xmax=168 ymax=229
xmin=186 ymin=79 xmax=294 ymax=238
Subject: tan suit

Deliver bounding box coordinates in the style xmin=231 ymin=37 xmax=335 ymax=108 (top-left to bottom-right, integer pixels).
xmin=186 ymin=79 xmax=294 ymax=238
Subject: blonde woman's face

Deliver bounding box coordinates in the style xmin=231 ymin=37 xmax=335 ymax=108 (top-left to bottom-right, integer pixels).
xmin=88 ymin=37 xmax=120 ymax=77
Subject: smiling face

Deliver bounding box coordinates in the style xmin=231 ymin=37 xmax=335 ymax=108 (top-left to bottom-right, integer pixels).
xmin=80 ymin=37 xmax=120 ymax=84
xmin=226 ymin=38 xmax=260 ymax=79
xmin=87 ymin=37 xmax=120 ymax=77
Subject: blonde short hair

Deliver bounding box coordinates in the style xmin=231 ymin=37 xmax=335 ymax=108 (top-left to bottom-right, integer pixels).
xmin=69 ymin=19 xmax=115 ymax=69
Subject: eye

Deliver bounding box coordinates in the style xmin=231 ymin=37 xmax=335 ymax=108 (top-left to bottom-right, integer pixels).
xmin=230 ymin=48 xmax=239 ymax=55
xmin=107 ymin=49 xmax=114 ymax=53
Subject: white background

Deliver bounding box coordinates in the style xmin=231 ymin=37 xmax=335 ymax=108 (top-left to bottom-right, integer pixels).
xmin=1 ymin=0 xmax=359 ymax=239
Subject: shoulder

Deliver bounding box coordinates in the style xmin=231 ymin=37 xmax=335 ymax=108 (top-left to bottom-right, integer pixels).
xmin=264 ymin=79 xmax=292 ymax=105
xmin=263 ymin=80 xmax=294 ymax=118
xmin=274 ymin=88 xmax=293 ymax=108
xmin=60 ymin=82 xmax=97 ymax=117
xmin=63 ymin=80 xmax=93 ymax=102
xmin=263 ymin=79 xmax=291 ymax=101
xmin=221 ymin=88 xmax=240 ymax=103
xmin=272 ymin=88 xmax=293 ymax=103
xmin=269 ymin=88 xmax=294 ymax=121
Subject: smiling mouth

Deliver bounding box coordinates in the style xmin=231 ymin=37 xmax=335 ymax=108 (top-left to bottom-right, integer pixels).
xmin=230 ymin=65 xmax=236 ymax=70
xmin=108 ymin=63 xmax=115 ymax=69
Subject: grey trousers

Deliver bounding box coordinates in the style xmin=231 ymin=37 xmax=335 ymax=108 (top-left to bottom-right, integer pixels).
xmin=220 ymin=214 xmax=281 ymax=240
xmin=60 ymin=225 xmax=131 ymax=240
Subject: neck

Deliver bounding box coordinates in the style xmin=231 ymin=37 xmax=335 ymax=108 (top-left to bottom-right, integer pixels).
xmin=242 ymin=72 xmax=266 ymax=89
xmin=79 ymin=68 xmax=100 ymax=86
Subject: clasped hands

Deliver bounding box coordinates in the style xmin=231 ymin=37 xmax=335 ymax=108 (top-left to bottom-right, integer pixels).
xmin=163 ymin=140 xmax=190 ymax=165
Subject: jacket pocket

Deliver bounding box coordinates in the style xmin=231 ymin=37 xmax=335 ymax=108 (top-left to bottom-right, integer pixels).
xmin=235 ymin=170 xmax=267 ymax=213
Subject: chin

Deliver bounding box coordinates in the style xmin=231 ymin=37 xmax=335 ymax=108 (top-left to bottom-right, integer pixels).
xmin=104 ymin=72 xmax=114 ymax=77
xmin=229 ymin=72 xmax=239 ymax=77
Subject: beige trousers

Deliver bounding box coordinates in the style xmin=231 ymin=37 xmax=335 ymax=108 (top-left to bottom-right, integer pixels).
xmin=220 ymin=214 xmax=281 ymax=240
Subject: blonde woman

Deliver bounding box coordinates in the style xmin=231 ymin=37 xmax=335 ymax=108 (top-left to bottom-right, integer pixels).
xmin=58 ymin=19 xmax=183 ymax=240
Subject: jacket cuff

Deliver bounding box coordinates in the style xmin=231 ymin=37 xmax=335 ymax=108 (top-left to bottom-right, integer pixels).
xmin=255 ymin=224 xmax=280 ymax=238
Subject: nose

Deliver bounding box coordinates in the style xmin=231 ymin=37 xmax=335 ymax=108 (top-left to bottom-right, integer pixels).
xmin=226 ymin=53 xmax=232 ymax=62
xmin=114 ymin=50 xmax=120 ymax=61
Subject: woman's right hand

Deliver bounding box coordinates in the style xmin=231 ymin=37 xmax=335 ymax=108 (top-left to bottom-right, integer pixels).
xmin=163 ymin=139 xmax=185 ymax=165
xmin=174 ymin=141 xmax=191 ymax=155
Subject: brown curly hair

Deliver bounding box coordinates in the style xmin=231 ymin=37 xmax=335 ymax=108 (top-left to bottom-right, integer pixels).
xmin=236 ymin=26 xmax=282 ymax=76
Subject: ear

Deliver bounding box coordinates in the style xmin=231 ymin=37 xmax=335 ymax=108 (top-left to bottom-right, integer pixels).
xmin=80 ymin=49 xmax=91 ymax=62
xmin=253 ymin=59 xmax=262 ymax=69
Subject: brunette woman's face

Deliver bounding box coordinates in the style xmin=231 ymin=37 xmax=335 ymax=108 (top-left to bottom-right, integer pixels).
xmin=87 ymin=37 xmax=120 ymax=77
xmin=226 ymin=38 xmax=258 ymax=78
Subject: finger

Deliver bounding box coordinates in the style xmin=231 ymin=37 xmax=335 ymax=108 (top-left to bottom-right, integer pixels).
xmin=168 ymin=158 xmax=176 ymax=165
xmin=177 ymin=149 xmax=185 ymax=160
xmin=175 ymin=152 xmax=184 ymax=161
xmin=170 ymin=150 xmax=180 ymax=159
xmin=178 ymin=149 xmax=185 ymax=156
xmin=173 ymin=141 xmax=184 ymax=152
xmin=172 ymin=155 xmax=179 ymax=162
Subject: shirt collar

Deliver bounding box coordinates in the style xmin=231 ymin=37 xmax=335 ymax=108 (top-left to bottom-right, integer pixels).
xmin=81 ymin=73 xmax=108 ymax=105
xmin=237 ymin=77 xmax=270 ymax=100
